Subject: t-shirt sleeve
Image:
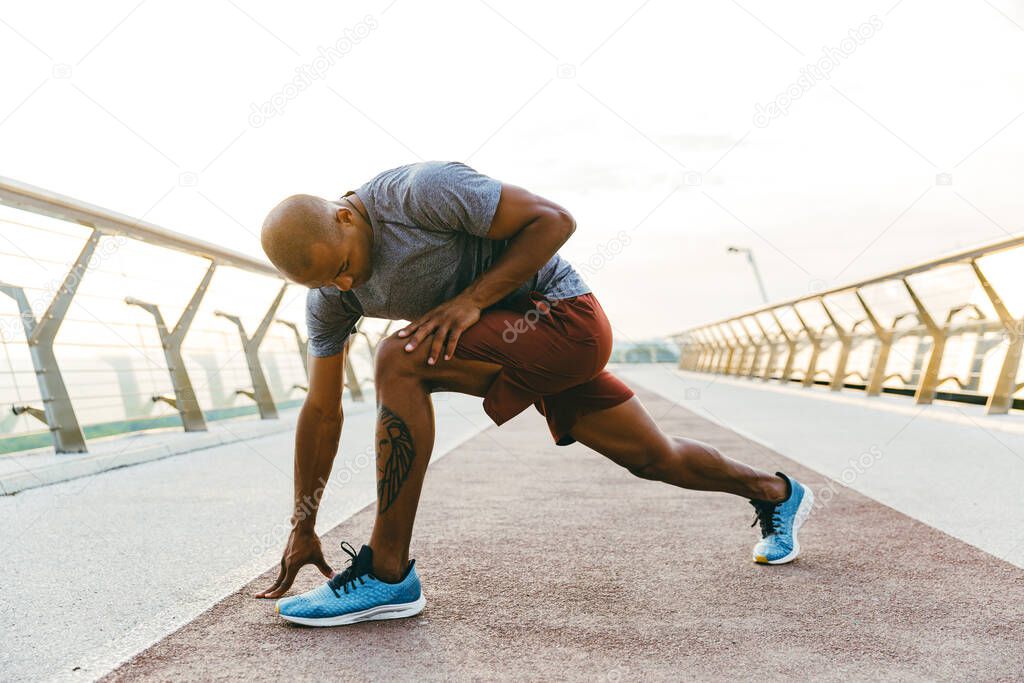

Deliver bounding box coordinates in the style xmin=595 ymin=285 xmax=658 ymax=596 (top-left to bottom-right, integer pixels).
xmin=305 ymin=287 xmax=361 ymax=358
xmin=406 ymin=161 xmax=503 ymax=237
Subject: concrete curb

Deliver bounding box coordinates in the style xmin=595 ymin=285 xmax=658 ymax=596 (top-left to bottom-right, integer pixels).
xmin=0 ymin=420 xmax=293 ymax=496
xmin=0 ymin=396 xmax=377 ymax=496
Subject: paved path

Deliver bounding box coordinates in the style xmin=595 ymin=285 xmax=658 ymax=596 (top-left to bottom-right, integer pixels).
xmin=106 ymin=385 xmax=1024 ymax=682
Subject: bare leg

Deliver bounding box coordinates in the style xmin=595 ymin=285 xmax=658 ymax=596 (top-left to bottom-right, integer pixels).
xmin=570 ymin=396 xmax=787 ymax=502
xmin=367 ymin=334 xmax=502 ymax=581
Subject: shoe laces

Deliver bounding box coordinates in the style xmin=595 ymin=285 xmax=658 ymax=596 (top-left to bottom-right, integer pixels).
xmin=328 ymin=541 xmax=375 ymax=597
xmin=749 ymin=499 xmax=782 ymax=538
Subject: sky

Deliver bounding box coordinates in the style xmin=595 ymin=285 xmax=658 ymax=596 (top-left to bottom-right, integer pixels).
xmin=2 ymin=0 xmax=1024 ymax=341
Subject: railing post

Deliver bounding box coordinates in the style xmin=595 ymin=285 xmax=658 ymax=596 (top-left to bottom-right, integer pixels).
xmin=681 ymin=332 xmax=697 ymax=370
xmin=714 ymin=324 xmax=737 ymax=374
xmin=819 ymin=298 xmax=851 ymax=392
xmin=125 ymin=262 xmax=215 ymax=432
xmin=727 ymin=322 xmax=746 ymax=375
xmin=676 ymin=333 xmax=694 ymax=370
xmin=694 ymin=329 xmax=712 ymax=372
xmin=700 ymin=329 xmax=717 ymax=373
xmin=699 ymin=329 xmax=717 ymax=373
xmin=753 ymin=316 xmax=775 ymax=381
xmin=770 ymin=309 xmax=797 ymax=383
xmin=902 ymin=278 xmax=945 ymax=405
xmin=274 ymin=317 xmax=365 ymax=401
xmin=353 ymin=320 xmax=394 ymax=365
xmin=855 ymin=290 xmax=892 ymax=396
xmin=685 ymin=333 xmax=702 ymax=371
xmin=691 ymin=330 xmax=706 ymax=372
xmin=215 ymin=283 xmax=287 ymax=420
xmin=793 ymin=307 xmax=821 ymax=387
xmin=275 ymin=318 xmax=309 ymax=378
xmin=738 ymin=318 xmax=761 ymax=378
xmin=706 ymin=327 xmax=724 ymax=373
xmin=970 ymin=260 xmax=1023 ymax=414
xmin=712 ymin=329 xmax=727 ymax=373
xmin=342 ymin=336 xmax=365 ymax=402
xmin=943 ymin=304 xmax=989 ymax=392
xmin=0 ymin=229 xmax=101 ymax=453
xmin=729 ymin=320 xmax=751 ymax=376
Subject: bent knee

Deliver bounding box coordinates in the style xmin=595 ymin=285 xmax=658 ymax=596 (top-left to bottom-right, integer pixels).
xmin=374 ymin=334 xmax=423 ymax=383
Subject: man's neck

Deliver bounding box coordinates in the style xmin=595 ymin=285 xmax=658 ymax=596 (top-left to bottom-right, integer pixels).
xmin=342 ymin=191 xmax=368 ymax=221
xmin=341 ymin=192 xmax=373 ymax=250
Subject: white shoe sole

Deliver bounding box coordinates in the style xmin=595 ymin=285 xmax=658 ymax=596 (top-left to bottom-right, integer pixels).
xmin=278 ymin=594 xmax=426 ymax=627
xmin=754 ymin=486 xmax=814 ymax=565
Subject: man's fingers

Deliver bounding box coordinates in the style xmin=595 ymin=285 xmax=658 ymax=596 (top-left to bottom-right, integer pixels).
xmin=262 ymin=560 xmax=301 ymax=599
xmin=261 ymin=581 xmax=291 ymax=599
xmin=404 ymin=319 xmax=436 ymax=351
xmin=427 ymin=326 xmax=450 ymax=365
xmin=255 ymin=575 xmax=283 ymax=598
xmin=254 ymin=556 xmax=287 ymax=598
xmin=397 ymin=320 xmax=420 ymax=338
xmin=444 ymin=328 xmax=463 ymax=361
xmin=254 ymin=578 xmax=282 ymax=598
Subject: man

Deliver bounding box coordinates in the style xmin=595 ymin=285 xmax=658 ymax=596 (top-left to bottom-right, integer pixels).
xmin=256 ymin=161 xmax=814 ymax=627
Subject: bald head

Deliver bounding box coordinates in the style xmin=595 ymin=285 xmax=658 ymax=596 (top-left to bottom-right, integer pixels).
xmin=261 ymin=194 xmax=339 ymax=279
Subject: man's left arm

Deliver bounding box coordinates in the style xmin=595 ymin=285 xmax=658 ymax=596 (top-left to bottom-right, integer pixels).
xmin=397 ymin=183 xmax=575 ymax=364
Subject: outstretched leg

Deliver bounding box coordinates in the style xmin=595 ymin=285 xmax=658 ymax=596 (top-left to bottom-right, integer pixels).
xmin=570 ymin=391 xmax=815 ymax=566
xmin=569 ymin=395 xmax=788 ymax=502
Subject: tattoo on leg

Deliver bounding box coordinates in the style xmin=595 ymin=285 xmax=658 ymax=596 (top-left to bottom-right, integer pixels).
xmin=377 ymin=404 xmax=415 ymax=513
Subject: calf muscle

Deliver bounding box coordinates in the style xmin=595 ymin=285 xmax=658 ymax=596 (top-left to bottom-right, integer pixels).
xmin=376 ymin=404 xmax=416 ymax=514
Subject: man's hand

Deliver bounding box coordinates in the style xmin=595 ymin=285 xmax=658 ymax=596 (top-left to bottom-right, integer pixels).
xmin=397 ymin=295 xmax=482 ymax=364
xmin=254 ymin=527 xmax=333 ymax=599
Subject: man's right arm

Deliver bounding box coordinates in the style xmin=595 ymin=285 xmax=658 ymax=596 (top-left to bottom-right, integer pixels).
xmin=255 ymin=342 xmax=348 ymax=599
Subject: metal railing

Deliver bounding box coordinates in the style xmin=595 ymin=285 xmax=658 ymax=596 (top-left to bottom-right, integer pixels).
xmin=672 ymin=234 xmax=1024 ymax=415
xmin=0 ymin=176 xmax=374 ymax=454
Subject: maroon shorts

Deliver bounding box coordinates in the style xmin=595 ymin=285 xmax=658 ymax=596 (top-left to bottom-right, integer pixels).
xmin=452 ymin=289 xmax=634 ymax=446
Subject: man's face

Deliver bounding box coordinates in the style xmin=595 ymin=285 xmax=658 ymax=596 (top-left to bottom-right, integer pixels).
xmin=300 ymin=229 xmax=372 ymax=292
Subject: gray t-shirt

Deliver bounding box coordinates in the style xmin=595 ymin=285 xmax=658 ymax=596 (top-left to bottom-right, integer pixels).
xmin=306 ymin=161 xmax=590 ymax=358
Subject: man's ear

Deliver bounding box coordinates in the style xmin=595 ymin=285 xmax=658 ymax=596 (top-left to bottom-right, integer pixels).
xmin=334 ymin=205 xmax=353 ymax=225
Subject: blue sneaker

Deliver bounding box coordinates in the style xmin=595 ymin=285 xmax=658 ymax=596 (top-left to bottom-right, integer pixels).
xmin=276 ymin=542 xmax=426 ymax=627
xmin=749 ymin=472 xmax=814 ymax=564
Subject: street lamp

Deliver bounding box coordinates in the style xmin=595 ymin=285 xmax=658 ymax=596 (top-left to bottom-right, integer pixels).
xmin=727 ymin=246 xmax=769 ymax=304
